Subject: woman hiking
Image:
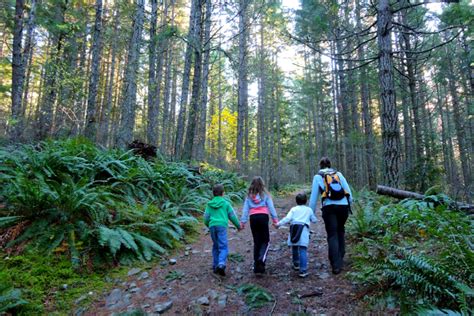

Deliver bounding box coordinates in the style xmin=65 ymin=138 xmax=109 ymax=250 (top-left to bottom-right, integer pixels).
xmin=309 ymin=157 xmax=352 ymax=274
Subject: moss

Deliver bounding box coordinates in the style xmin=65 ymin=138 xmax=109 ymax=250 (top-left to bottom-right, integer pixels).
xmin=0 ymin=250 xmax=135 ymax=314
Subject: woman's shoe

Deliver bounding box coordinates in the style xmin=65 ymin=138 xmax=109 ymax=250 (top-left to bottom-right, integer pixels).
xmin=298 ymin=272 xmax=309 ymax=278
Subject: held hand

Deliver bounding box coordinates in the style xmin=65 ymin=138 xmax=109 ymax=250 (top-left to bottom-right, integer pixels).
xmin=240 ymin=222 xmax=245 ymax=230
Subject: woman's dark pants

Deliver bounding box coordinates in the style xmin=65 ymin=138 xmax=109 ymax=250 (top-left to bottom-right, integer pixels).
xmin=322 ymin=204 xmax=349 ymax=270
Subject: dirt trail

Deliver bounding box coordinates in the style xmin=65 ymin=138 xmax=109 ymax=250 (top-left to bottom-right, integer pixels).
xmin=90 ymin=195 xmax=358 ymax=315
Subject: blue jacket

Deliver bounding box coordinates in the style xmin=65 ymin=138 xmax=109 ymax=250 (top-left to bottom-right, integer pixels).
xmin=309 ymin=168 xmax=352 ymax=212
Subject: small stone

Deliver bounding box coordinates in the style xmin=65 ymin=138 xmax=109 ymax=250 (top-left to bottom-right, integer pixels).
xmin=319 ymin=272 xmax=330 ymax=279
xmin=127 ymin=268 xmax=142 ymax=276
xmin=129 ymin=282 xmax=137 ymax=289
xmin=154 ymin=301 xmax=173 ymax=314
xmin=184 ymin=251 xmax=189 ymax=256
xmin=208 ymin=289 xmax=218 ymax=300
xmin=236 ymin=266 xmax=242 ymax=273
xmin=142 ymin=304 xmax=151 ymax=309
xmin=106 ymin=288 xmax=123 ymax=308
xmin=185 ymin=246 xmax=192 ymax=251
xmin=196 ymin=296 xmax=210 ymax=306
xmin=217 ymin=294 xmax=227 ymax=308
xmin=130 ymin=287 xmax=141 ymax=293
xmin=61 ymin=284 xmax=68 ymax=290
xmin=169 ymin=258 xmax=177 ymax=265
xmin=138 ymin=271 xmax=149 ymax=280
xmin=191 ymin=250 xmax=200 ymax=255
xmin=160 ymin=261 xmax=168 ymax=267
xmin=88 ymin=291 xmax=93 ymax=296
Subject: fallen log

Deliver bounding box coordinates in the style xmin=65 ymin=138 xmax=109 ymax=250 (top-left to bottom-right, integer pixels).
xmin=376 ymin=185 xmax=474 ymax=214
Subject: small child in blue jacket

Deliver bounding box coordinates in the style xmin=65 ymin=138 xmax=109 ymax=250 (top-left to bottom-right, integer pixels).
xmin=276 ymin=192 xmax=317 ymax=278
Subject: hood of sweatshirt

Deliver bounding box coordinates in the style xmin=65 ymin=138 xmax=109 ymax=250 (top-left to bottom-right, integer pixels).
xmin=250 ymin=194 xmax=263 ymax=204
xmin=208 ymin=196 xmax=226 ymax=209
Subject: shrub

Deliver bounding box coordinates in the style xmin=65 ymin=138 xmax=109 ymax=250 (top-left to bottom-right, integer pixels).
xmin=347 ymin=191 xmax=474 ymax=313
xmin=0 ymin=138 xmax=246 ymax=266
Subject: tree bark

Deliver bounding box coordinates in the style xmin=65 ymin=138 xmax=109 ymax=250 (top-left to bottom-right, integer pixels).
xmin=99 ymin=3 xmax=119 ymax=146
xmin=146 ymin=0 xmax=159 ymax=145
xmin=84 ymin=0 xmax=103 ymax=141
xmin=195 ymin=0 xmax=212 ymax=161
xmin=21 ymin=0 xmax=37 ymax=125
xmin=116 ymin=0 xmax=144 ymax=148
xmin=183 ymin=0 xmax=203 ymax=160
xmin=236 ymin=0 xmax=249 ymax=169
xmin=10 ymin=0 xmax=25 ymax=141
xmin=175 ymin=0 xmax=199 ymax=158
xmin=377 ymin=0 xmax=400 ymax=187
xmin=446 ymin=45 xmax=472 ymax=202
xmin=356 ymin=0 xmax=376 ymax=190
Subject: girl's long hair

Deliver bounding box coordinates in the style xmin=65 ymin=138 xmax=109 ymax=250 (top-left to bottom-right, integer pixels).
xmin=248 ymin=176 xmax=268 ymax=198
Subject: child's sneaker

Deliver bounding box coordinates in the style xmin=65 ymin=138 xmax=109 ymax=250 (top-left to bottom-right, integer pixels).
xmin=298 ymin=271 xmax=309 ymax=278
xmin=292 ymin=263 xmax=300 ymax=271
xmin=216 ymin=265 xmax=226 ymax=276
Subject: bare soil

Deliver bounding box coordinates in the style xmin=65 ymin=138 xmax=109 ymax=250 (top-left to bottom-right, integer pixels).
xmin=89 ymin=195 xmax=360 ymax=315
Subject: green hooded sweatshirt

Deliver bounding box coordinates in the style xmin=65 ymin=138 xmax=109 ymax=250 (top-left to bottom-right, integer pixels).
xmin=204 ymin=196 xmax=240 ymax=228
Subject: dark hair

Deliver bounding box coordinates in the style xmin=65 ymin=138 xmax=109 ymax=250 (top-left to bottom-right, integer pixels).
xmin=319 ymin=157 xmax=331 ymax=169
xmin=248 ymin=176 xmax=268 ymax=197
xmin=296 ymin=193 xmax=307 ymax=205
xmin=213 ymin=184 xmax=225 ymax=196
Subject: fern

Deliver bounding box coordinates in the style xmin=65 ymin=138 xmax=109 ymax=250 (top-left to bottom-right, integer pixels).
xmin=237 ymin=284 xmax=274 ymax=309
xmin=0 ymin=284 xmax=28 ymax=313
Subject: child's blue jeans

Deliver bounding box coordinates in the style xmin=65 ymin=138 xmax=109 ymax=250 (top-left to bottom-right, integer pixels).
xmin=210 ymin=226 xmax=228 ymax=269
xmin=292 ymin=246 xmax=308 ymax=272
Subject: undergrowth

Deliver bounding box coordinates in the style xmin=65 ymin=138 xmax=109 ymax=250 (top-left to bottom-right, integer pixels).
xmin=237 ymin=284 xmax=274 ymax=309
xmin=0 ymin=138 xmax=246 ymax=314
xmin=348 ymin=190 xmax=473 ymax=314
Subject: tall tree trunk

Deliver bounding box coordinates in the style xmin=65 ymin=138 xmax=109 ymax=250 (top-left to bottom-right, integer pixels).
xmin=446 ymin=46 xmax=472 ymax=202
xmin=175 ymin=0 xmax=199 ymax=158
xmin=356 ymin=0 xmax=376 ymax=190
xmin=400 ymin=7 xmax=424 ymax=190
xmin=84 ymin=0 xmax=103 ymax=140
xmin=183 ymin=0 xmax=203 ymax=160
xmin=116 ymin=0 xmax=144 ymax=148
xmin=168 ymin=58 xmax=178 ymax=153
xmin=146 ymin=0 xmax=159 ymax=145
xmin=195 ymin=0 xmax=212 ymax=161
xmin=236 ymin=0 xmax=249 ymax=170
xmin=99 ymin=3 xmax=119 ymax=146
xmin=10 ymin=0 xmax=25 ymax=141
xmin=38 ymin=1 xmax=67 ymax=139
xmin=258 ymin=19 xmax=266 ymax=176
xmin=21 ymin=0 xmax=37 ymax=124
xmin=161 ymin=1 xmax=176 ymax=154
xmin=377 ymin=0 xmax=400 ymax=187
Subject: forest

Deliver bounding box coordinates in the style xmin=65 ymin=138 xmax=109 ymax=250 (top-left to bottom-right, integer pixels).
xmin=0 ymin=0 xmax=473 ymax=314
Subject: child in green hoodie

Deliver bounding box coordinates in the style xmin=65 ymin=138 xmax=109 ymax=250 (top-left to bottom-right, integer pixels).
xmin=204 ymin=184 xmax=241 ymax=276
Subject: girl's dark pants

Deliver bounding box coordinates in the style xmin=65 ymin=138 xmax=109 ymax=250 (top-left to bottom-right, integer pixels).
xmin=249 ymin=214 xmax=270 ymax=273
xmin=321 ymin=204 xmax=349 ymax=270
